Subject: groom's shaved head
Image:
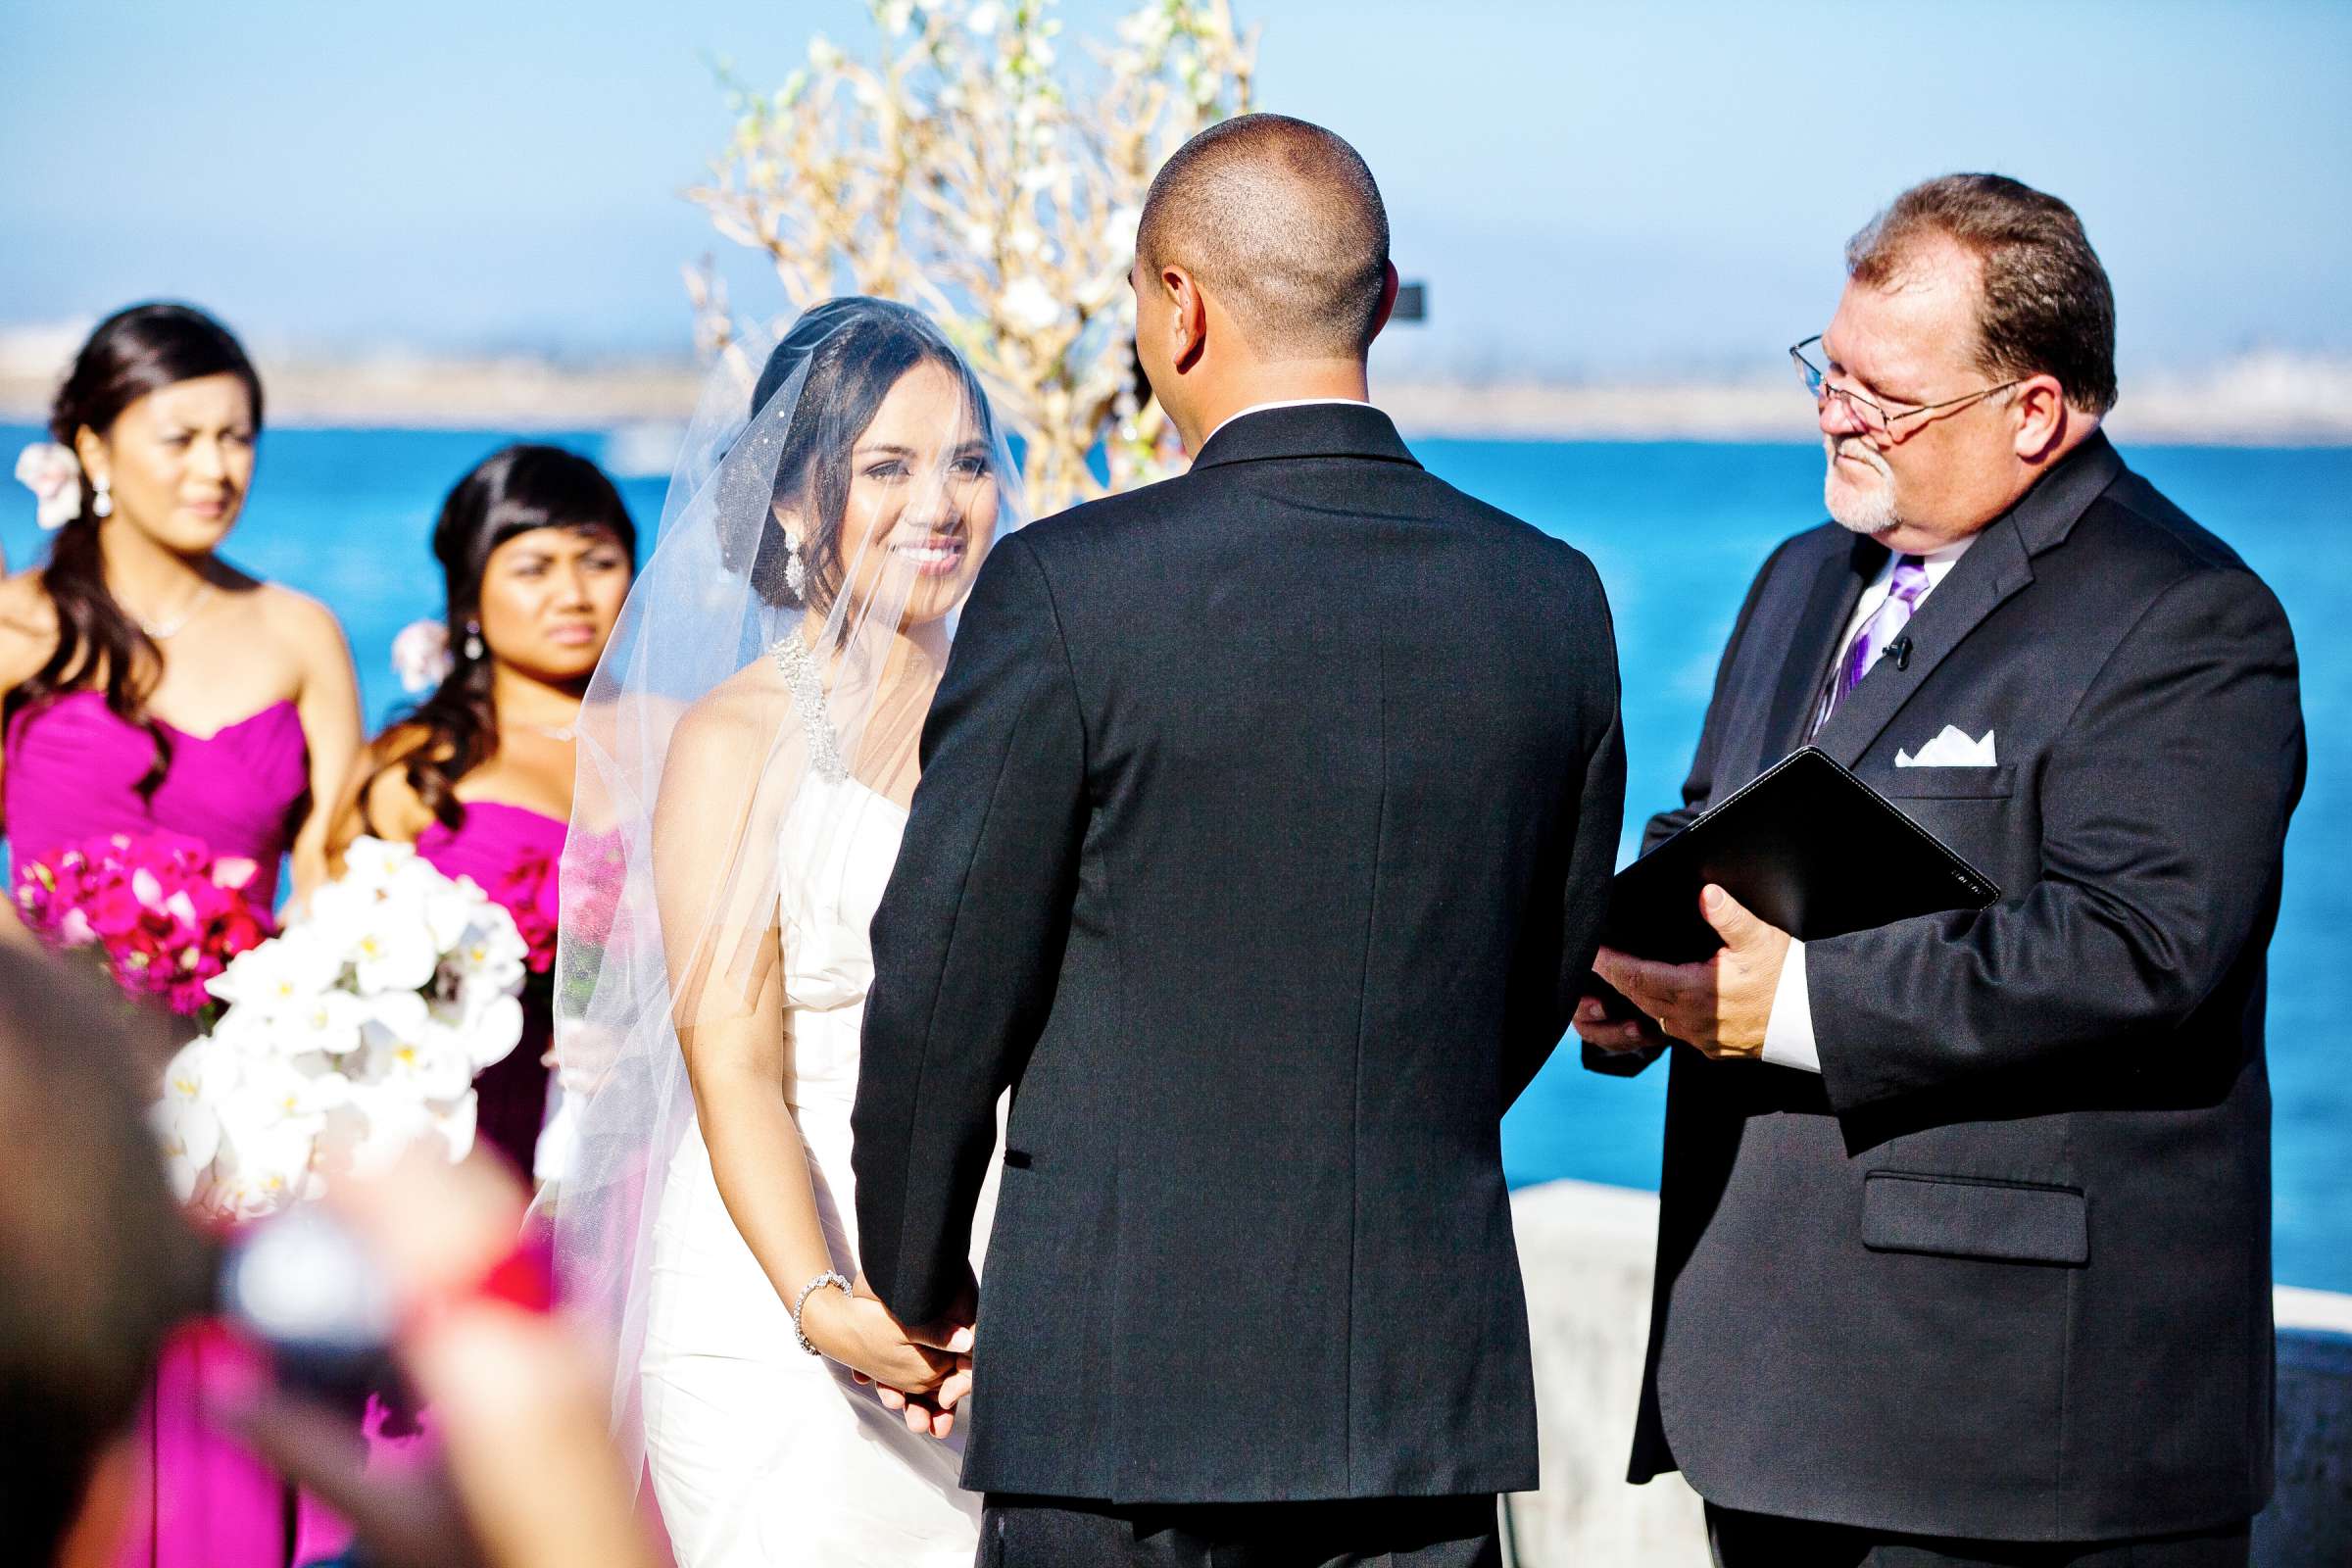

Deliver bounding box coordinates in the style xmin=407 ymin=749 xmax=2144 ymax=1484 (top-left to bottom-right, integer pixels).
xmin=1138 ymin=114 xmax=1390 ymax=360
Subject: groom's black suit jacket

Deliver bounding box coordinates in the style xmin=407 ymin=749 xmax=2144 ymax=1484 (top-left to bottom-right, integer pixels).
xmin=1593 ymin=433 xmax=2304 ymax=1543
xmin=854 ymin=403 xmax=1625 ymax=1504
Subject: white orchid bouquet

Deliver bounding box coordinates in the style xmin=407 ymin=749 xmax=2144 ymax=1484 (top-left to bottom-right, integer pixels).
xmin=153 ymin=837 xmax=530 ymax=1222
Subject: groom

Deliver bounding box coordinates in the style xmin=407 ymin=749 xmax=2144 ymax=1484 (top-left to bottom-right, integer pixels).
xmin=853 ymin=114 xmax=1625 ymax=1566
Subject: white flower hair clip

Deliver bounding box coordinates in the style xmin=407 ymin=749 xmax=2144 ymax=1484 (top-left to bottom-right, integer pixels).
xmin=391 ymin=617 xmax=456 ymax=694
xmin=15 ymin=442 xmax=83 ymax=531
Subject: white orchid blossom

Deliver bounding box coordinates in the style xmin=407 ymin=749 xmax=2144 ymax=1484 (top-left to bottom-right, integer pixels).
xmin=276 ymin=986 xmax=374 ymax=1058
xmin=1000 ymin=274 xmax=1066 ymax=334
xmin=14 ymin=441 xmax=82 ymax=530
xmin=154 ymin=1038 xmax=229 ymax=1201
xmin=448 ymin=905 xmax=529 ymax=999
xmin=457 ymin=993 xmax=527 ymax=1069
xmin=390 ymin=617 xmax=456 ymax=694
xmin=206 ymin=921 xmax=342 ymax=1016
xmin=344 ymin=906 xmax=441 ymax=994
xmin=355 ymin=1010 xmax=475 ymax=1102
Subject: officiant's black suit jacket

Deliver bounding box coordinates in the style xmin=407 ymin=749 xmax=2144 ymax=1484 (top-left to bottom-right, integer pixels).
xmin=853 ymin=403 xmax=1625 ymax=1504
xmin=1592 ymin=433 xmax=2305 ymax=1543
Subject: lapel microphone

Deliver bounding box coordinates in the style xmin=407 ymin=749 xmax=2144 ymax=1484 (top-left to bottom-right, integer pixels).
xmin=1889 ymin=635 xmax=1915 ymax=671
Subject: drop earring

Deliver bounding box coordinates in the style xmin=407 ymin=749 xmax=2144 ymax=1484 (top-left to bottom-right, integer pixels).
xmin=464 ymin=620 xmax=484 ymax=662
xmin=784 ymin=531 xmax=808 ymax=598
xmin=91 ymin=475 xmax=113 ymax=519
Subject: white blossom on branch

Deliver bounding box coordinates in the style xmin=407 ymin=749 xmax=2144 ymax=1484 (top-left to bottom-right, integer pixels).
xmin=689 ymin=0 xmax=1256 ymax=513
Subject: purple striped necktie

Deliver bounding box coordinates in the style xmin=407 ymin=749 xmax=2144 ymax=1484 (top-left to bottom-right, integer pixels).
xmin=1815 ymin=554 xmax=1929 ymax=734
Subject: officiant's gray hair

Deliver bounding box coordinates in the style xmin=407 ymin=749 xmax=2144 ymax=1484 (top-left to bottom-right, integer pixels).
xmin=1138 ymin=113 xmax=1390 ymax=358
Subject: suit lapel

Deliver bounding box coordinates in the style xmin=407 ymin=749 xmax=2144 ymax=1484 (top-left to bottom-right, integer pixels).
xmin=1765 ymin=535 xmax=1883 ymax=758
xmin=1810 ymin=432 xmax=2124 ymax=766
xmin=1813 ymin=515 xmax=2034 ymax=767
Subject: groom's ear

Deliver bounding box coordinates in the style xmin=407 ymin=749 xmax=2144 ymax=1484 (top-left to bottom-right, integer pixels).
xmin=1368 ymin=261 xmax=1401 ymax=345
xmin=1162 ymin=264 xmax=1209 ymax=375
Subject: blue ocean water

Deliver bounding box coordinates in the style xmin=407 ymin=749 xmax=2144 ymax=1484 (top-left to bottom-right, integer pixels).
xmin=3 ymin=425 xmax=2344 ymax=1289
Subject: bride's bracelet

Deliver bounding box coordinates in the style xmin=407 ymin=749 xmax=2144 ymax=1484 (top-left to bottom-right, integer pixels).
xmin=792 ymin=1270 xmax=853 ymax=1355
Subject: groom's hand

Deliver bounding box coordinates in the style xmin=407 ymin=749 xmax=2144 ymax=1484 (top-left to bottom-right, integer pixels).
xmin=851 ymin=1271 xmax=976 ymax=1441
xmin=904 ymin=1264 xmax=977 ymax=1352
xmin=866 ymin=1356 xmax=972 ymax=1442
xmin=849 ymin=1266 xmax=973 ymax=1352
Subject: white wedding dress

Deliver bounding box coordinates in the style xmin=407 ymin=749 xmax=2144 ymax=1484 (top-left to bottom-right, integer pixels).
xmin=638 ymin=771 xmax=989 ymax=1566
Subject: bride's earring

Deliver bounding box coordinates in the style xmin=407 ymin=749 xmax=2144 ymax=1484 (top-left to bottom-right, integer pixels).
xmin=90 ymin=475 xmax=113 ymax=519
xmin=464 ymin=620 xmax=485 ymax=662
xmin=784 ymin=530 xmax=808 ymax=598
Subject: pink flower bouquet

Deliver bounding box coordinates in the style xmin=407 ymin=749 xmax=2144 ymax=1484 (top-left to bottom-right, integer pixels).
xmin=489 ymin=846 xmax=562 ymax=977
xmin=11 ymin=830 xmax=275 ymax=1016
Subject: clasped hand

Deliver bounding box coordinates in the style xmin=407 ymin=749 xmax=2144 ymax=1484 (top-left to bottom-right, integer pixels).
xmin=801 ymin=1269 xmax=975 ymax=1441
xmin=1576 ymin=884 xmax=1788 ymax=1060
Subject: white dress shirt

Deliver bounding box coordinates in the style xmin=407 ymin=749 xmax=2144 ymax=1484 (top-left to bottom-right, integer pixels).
xmin=1202 ymin=397 xmax=1369 ymax=444
xmin=1760 ymin=534 xmax=1975 ymax=1073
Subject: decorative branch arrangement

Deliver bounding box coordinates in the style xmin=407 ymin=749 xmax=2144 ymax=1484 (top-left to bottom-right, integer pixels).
xmin=689 ymin=0 xmax=1255 ymax=513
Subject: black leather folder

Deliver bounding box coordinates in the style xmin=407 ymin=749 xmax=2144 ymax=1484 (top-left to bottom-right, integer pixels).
xmin=1598 ymin=747 xmax=2001 ymax=965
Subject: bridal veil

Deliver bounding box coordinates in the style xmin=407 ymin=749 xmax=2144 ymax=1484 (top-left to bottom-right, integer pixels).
xmin=537 ymin=297 xmax=1025 ymax=1491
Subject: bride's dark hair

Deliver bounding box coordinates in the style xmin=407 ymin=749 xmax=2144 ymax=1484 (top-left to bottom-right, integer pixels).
xmin=733 ymin=299 xmax=994 ymax=611
xmin=5 ymin=304 xmax=263 ymax=801
xmin=359 ymin=444 xmax=636 ymax=834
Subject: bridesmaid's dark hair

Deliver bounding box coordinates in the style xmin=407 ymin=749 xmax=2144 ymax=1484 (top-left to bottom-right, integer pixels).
xmin=362 ymin=444 xmax=636 ymax=834
xmin=734 ymin=298 xmax=994 ymax=611
xmin=4 ymin=304 xmax=264 ymax=800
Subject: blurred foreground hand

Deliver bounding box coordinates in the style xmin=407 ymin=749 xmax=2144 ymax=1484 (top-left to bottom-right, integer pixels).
xmin=235 ymin=1151 xmax=660 ymax=1568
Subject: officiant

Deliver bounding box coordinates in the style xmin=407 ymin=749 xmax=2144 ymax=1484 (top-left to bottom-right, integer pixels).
xmin=1579 ymin=173 xmax=2305 ymax=1567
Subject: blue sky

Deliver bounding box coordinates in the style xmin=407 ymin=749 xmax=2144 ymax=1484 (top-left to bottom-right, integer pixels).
xmin=4 ymin=0 xmax=2347 ymax=377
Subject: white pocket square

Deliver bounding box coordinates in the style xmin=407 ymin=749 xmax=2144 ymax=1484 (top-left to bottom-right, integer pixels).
xmin=1895 ymin=725 xmax=1997 ymax=767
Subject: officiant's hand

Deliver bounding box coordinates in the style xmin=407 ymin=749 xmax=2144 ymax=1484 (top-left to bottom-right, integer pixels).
xmin=1591 ymin=885 xmax=1788 ymax=1060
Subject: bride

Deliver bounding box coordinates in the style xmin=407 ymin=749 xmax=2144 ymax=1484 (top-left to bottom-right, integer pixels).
xmin=543 ymin=299 xmax=1018 ymax=1565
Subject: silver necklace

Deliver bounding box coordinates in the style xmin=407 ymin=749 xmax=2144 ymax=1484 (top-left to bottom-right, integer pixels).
xmin=137 ymin=583 xmax=214 ymax=641
xmin=522 ymin=722 xmax=576 ymax=743
xmin=768 ymin=633 xmax=848 ymax=784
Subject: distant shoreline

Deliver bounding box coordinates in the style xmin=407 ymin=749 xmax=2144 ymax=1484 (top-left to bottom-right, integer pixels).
xmin=5 ymin=351 xmax=2349 ymax=448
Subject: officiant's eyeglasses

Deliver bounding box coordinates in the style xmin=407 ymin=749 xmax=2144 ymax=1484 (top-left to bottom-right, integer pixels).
xmin=1790 ymin=336 xmax=2021 ymax=436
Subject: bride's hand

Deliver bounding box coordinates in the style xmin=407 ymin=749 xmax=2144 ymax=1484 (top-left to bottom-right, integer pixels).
xmin=799 ymin=1288 xmax=957 ymax=1395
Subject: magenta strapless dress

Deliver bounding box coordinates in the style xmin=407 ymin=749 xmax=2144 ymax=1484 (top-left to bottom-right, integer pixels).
xmin=416 ymin=799 xmax=566 ymax=1175
xmin=4 ymin=690 xmax=308 ymax=906
xmin=3 ymin=689 xmax=310 ymax=1568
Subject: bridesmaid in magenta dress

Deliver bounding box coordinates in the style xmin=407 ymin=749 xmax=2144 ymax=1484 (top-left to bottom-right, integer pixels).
xmin=0 ymin=305 xmax=365 ymax=1567
xmin=330 ymin=443 xmax=636 ymax=1175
